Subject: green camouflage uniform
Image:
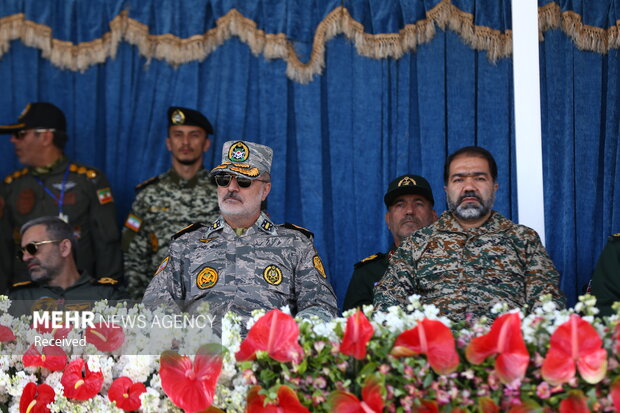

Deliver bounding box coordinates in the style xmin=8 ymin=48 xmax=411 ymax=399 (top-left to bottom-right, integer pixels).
xmin=0 ymin=156 xmax=122 ymax=292
xmin=121 ymin=168 xmax=218 ymax=299
xmin=142 ymin=212 xmax=338 ymax=323
xmin=590 ymin=233 xmax=620 ymax=316
xmin=374 ymin=210 xmax=565 ymax=320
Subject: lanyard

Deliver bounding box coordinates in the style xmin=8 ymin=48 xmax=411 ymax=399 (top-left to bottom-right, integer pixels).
xmin=34 ymin=163 xmax=71 ymax=219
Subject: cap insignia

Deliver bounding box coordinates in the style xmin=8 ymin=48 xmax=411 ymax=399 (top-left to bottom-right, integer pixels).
xmin=263 ymin=265 xmax=283 ymax=285
xmin=228 ymin=141 xmax=249 ymax=162
xmin=18 ymin=104 xmax=31 ymax=120
xmin=196 ymin=266 xmax=218 ymax=289
xmin=171 ymin=109 xmax=186 ymax=125
xmin=398 ymin=176 xmax=416 ymax=187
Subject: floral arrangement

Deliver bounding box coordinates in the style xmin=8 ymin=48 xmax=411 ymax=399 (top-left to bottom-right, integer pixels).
xmin=1 ymin=294 xmax=620 ymax=412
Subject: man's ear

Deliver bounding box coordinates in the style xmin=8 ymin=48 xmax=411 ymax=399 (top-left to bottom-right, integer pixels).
xmin=202 ymin=137 xmax=211 ymax=153
xmin=261 ymin=182 xmax=271 ymax=201
xmin=58 ymin=239 xmax=72 ymax=259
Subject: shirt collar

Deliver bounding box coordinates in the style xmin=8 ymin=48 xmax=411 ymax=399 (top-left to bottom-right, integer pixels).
xmin=31 ymin=155 xmax=68 ymax=176
xmin=436 ymin=210 xmax=512 ymax=235
xmin=168 ymin=167 xmax=207 ymax=188
xmin=205 ymin=211 xmax=277 ymax=237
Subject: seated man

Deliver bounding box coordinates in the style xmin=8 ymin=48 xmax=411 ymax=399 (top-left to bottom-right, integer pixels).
xmin=9 ymin=216 xmax=123 ymax=315
xmin=343 ymin=174 xmax=437 ymax=310
xmin=374 ymin=146 xmax=565 ymax=320
xmin=590 ymin=233 xmax=620 ymax=316
xmin=143 ymin=140 xmax=338 ymax=324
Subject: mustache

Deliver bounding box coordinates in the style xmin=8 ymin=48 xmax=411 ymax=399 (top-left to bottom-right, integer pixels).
xmin=458 ymin=191 xmax=482 ymax=204
xmin=399 ymin=215 xmax=422 ymax=226
xmin=224 ymin=193 xmax=242 ymax=202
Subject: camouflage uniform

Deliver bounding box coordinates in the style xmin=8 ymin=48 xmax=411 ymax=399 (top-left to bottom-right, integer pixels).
xmin=122 ymin=168 xmax=218 ymax=299
xmin=374 ymin=210 xmax=565 ymax=320
xmin=590 ymin=233 xmax=620 ymax=316
xmin=0 ymin=156 xmax=122 ymax=291
xmin=142 ymin=212 xmax=338 ymax=323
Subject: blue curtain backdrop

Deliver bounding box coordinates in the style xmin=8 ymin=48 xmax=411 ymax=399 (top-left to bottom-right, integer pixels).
xmin=0 ymin=0 xmax=617 ymax=309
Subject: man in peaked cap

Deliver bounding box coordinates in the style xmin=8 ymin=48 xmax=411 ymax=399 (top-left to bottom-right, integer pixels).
xmin=143 ymin=139 xmax=338 ymax=327
xmin=0 ymin=102 xmax=122 ymax=293
xmin=122 ymin=107 xmax=219 ymax=299
xmin=343 ymin=174 xmax=437 ymax=311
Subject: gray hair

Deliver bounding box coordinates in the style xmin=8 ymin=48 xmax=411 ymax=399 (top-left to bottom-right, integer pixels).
xmin=20 ymin=216 xmax=78 ymax=263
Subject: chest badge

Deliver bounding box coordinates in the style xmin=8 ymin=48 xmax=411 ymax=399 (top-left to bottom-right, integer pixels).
xmin=196 ymin=267 xmax=219 ymax=289
xmin=263 ymin=265 xmax=283 ymax=285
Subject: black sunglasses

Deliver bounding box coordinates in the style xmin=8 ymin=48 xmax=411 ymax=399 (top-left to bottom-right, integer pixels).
xmin=214 ymin=174 xmax=268 ymax=189
xmin=17 ymin=240 xmax=62 ymax=260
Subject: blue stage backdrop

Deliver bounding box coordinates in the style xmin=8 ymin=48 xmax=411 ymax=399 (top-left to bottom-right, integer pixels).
xmin=0 ymin=0 xmax=618 ymax=308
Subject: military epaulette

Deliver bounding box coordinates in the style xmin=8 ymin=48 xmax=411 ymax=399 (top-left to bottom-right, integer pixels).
xmin=172 ymin=223 xmax=205 ymax=240
xmin=282 ymin=223 xmax=314 ymax=239
xmin=610 ymin=233 xmax=620 ymax=242
xmin=134 ymin=176 xmax=160 ymax=193
xmin=10 ymin=280 xmax=32 ymax=289
xmin=3 ymin=168 xmax=29 ymax=184
xmin=69 ymin=163 xmax=98 ymax=179
xmin=354 ymin=253 xmax=385 ymax=269
xmin=95 ymin=277 xmax=118 ymax=285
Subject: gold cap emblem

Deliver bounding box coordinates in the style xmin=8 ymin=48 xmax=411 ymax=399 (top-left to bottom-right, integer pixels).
xmin=171 ymin=109 xmax=186 ymax=125
xmin=398 ymin=176 xmax=416 ymax=187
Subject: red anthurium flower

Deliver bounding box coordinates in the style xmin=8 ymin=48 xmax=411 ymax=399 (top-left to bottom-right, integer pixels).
xmin=108 ymin=376 xmax=146 ymax=411
xmin=327 ymin=377 xmax=384 ymax=413
xmin=541 ymin=314 xmax=607 ymax=386
xmin=412 ymin=400 xmax=439 ymax=413
xmin=559 ymin=390 xmax=590 ymax=413
xmin=160 ymin=344 xmax=223 ymax=413
xmin=507 ymin=401 xmax=545 ymax=413
xmin=340 ymin=310 xmax=374 ymax=360
xmin=390 ymin=318 xmax=459 ymax=375
xmin=611 ymin=377 xmax=620 ymax=411
xmin=465 ymin=312 xmax=529 ymax=384
xmin=19 ymin=382 xmax=55 ymax=413
xmin=235 ymin=309 xmax=304 ymax=363
xmin=61 ymin=358 xmax=103 ymax=400
xmin=247 ymin=385 xmax=310 ymax=413
xmin=32 ymin=324 xmax=72 ymax=340
xmin=85 ymin=322 xmax=125 ymax=352
xmin=23 ymin=345 xmax=67 ymax=371
xmin=0 ymin=325 xmax=16 ymax=342
xmin=477 ymin=397 xmax=500 ymax=413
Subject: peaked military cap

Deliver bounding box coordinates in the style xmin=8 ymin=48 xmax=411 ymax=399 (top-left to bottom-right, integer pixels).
xmin=210 ymin=140 xmax=273 ymax=179
xmin=168 ymin=106 xmax=213 ymax=135
xmin=0 ymin=102 xmax=66 ymax=134
xmin=384 ymin=174 xmax=434 ymax=207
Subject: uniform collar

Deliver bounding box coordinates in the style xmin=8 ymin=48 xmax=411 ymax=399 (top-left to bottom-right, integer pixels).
xmin=36 ymin=270 xmax=93 ymax=291
xmin=205 ymin=211 xmax=276 ymax=237
xmin=167 ymin=167 xmax=207 ymax=188
xmin=436 ymin=210 xmax=512 ymax=235
xmin=31 ymin=155 xmax=68 ymax=176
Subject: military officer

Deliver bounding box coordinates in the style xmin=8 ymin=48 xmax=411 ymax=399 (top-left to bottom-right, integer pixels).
xmin=122 ymin=107 xmax=219 ymax=299
xmin=0 ymin=102 xmax=122 ymax=293
xmin=143 ymin=140 xmax=338 ymax=326
xmin=374 ymin=146 xmax=565 ymax=320
xmin=590 ymin=233 xmax=620 ymax=316
xmin=343 ymin=174 xmax=437 ymax=311
xmin=9 ymin=216 xmax=122 ymax=316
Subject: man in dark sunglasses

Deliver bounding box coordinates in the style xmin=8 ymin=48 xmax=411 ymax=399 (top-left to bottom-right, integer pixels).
xmin=8 ymin=216 xmax=123 ymax=315
xmin=143 ymin=140 xmax=338 ymax=329
xmin=0 ymin=102 xmax=122 ymax=293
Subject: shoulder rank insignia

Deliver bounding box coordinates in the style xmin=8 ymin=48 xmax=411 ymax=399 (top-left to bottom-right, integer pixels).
xmin=354 ymin=252 xmax=385 ymax=269
xmin=172 ymin=223 xmax=205 ymax=240
xmin=313 ymin=255 xmax=327 ymax=278
xmin=211 ymin=219 xmax=223 ymax=231
xmin=155 ymin=257 xmax=169 ymax=275
xmin=4 ymin=168 xmax=30 ymax=185
xmin=282 ymin=222 xmax=314 ymax=239
xmin=96 ymin=277 xmax=118 ymax=285
xmin=10 ymin=280 xmax=32 ymax=288
xmin=135 ymin=176 xmax=160 ymax=193
xmin=260 ymin=219 xmax=275 ymax=233
xmin=610 ymin=233 xmax=620 ymax=242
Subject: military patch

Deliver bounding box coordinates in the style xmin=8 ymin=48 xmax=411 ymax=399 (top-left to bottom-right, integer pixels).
xmin=200 ymin=237 xmax=216 ymax=243
xmin=125 ymin=214 xmax=142 ymax=232
xmin=171 ymin=109 xmax=186 ymax=125
xmin=196 ymin=266 xmax=218 ymax=289
xmin=97 ymin=277 xmax=118 ymax=285
xmin=228 ymin=141 xmax=249 ymax=162
xmin=16 ymin=188 xmax=36 ymax=215
xmin=313 ymin=255 xmax=327 ymax=278
xmin=261 ymin=219 xmax=274 ymax=232
xmin=149 ymin=232 xmax=158 ymax=252
xmin=155 ymin=257 xmax=169 ymax=275
xmin=263 ymin=265 xmax=283 ymax=285
xmin=211 ymin=219 xmax=222 ymax=230
xmin=97 ymin=187 xmax=114 ymax=204
xmin=398 ymin=176 xmax=417 ymax=187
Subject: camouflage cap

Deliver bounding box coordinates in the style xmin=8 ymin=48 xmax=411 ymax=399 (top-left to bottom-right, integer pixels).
xmin=384 ymin=174 xmax=434 ymax=207
xmin=0 ymin=102 xmax=66 ymax=134
xmin=210 ymin=140 xmax=273 ymax=178
xmin=168 ymin=106 xmax=213 ymax=135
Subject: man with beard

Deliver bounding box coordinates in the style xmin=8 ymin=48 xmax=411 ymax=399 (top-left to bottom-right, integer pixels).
xmin=374 ymin=146 xmax=564 ymax=320
xmin=143 ymin=140 xmax=338 ymax=327
xmin=9 ymin=216 xmax=122 ymax=315
xmin=122 ymin=107 xmax=219 ymax=299
xmin=343 ymin=174 xmax=437 ymax=310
